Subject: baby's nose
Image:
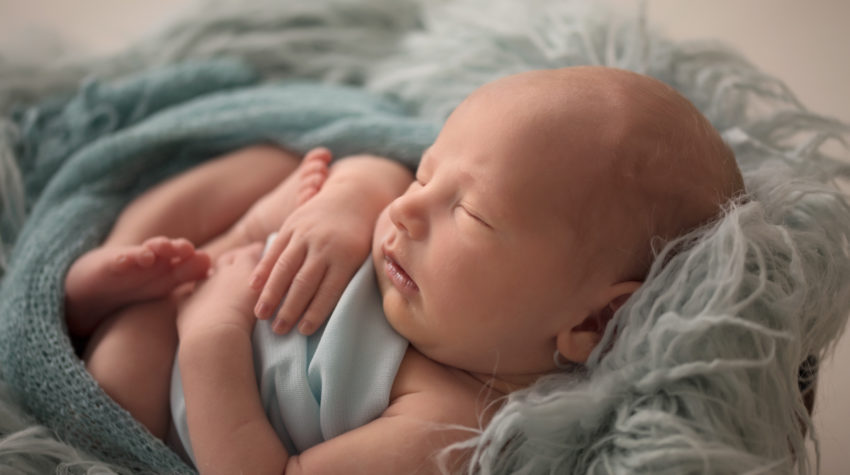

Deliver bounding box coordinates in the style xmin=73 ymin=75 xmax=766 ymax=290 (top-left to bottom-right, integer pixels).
xmin=388 ymin=195 xmax=427 ymax=239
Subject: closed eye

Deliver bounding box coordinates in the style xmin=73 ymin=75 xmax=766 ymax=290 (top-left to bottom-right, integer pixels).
xmin=459 ymin=204 xmax=492 ymax=229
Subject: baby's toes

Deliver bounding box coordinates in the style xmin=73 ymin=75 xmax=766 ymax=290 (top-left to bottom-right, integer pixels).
xmin=143 ymin=236 xmax=194 ymax=261
xmin=170 ymin=238 xmax=196 ymax=260
xmin=302 ymin=156 xmax=330 ymax=175
xmin=306 ymin=159 xmax=330 ymax=180
xmin=296 ymin=166 xmax=330 ymax=206
xmin=111 ymin=250 xmax=143 ymax=271
xmin=303 ymin=147 xmax=332 ymax=166
xmin=142 ymin=236 xmax=171 ymax=255
xmin=132 ymin=247 xmax=157 ymax=268
xmin=296 ymin=177 xmax=324 ymax=205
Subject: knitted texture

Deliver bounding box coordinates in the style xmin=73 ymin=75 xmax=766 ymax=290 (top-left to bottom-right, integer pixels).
xmin=0 ymin=60 xmax=438 ymax=473
xmin=1 ymin=1 xmax=849 ymax=473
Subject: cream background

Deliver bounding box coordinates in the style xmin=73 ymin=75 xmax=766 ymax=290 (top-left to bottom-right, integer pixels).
xmin=0 ymin=0 xmax=847 ymax=472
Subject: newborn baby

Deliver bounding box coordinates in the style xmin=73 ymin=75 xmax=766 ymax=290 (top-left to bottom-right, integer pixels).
xmin=65 ymin=66 xmax=743 ymax=473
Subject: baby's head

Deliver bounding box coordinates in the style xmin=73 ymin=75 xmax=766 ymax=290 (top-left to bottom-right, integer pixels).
xmin=372 ymin=66 xmax=743 ymax=386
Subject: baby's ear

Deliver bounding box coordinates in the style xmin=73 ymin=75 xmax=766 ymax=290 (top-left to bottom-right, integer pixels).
xmin=556 ymin=281 xmax=642 ymax=364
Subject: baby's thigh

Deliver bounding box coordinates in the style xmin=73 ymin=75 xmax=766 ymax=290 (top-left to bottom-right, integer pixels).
xmin=83 ymin=297 xmax=180 ymax=438
xmin=106 ymin=145 xmax=300 ymax=247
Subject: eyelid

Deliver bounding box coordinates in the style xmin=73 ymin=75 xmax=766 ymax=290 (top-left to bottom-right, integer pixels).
xmin=459 ymin=203 xmax=492 ymax=229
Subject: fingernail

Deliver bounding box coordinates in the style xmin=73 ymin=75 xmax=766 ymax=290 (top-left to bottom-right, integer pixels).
xmin=248 ymin=274 xmax=262 ymax=289
xmin=272 ymin=319 xmax=289 ymax=334
xmin=298 ymin=321 xmax=313 ymax=335
xmin=255 ymin=302 xmax=270 ymax=319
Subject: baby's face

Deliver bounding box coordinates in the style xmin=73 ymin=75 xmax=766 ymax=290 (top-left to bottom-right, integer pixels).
xmin=371 ymin=67 xmax=743 ymax=382
xmin=371 ymin=74 xmax=614 ymax=378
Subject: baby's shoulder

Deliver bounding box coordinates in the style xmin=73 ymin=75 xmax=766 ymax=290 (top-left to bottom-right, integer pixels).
xmin=384 ymin=347 xmax=497 ymax=427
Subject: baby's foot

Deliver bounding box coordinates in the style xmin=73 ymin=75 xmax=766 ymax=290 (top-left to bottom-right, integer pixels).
xmin=65 ymin=236 xmax=211 ymax=336
xmin=296 ymin=147 xmax=332 ymax=205
xmin=230 ymin=147 xmax=333 ymax=245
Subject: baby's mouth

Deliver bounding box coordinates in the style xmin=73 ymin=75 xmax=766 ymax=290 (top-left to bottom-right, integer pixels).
xmin=383 ymin=249 xmax=419 ymax=293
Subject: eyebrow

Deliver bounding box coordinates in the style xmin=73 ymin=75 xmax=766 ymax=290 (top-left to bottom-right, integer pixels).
xmin=455 ymin=164 xmax=503 ymax=229
xmin=422 ymin=149 xmax=503 ymax=228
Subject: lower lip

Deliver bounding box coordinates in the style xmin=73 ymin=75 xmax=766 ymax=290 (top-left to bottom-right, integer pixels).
xmin=384 ymin=257 xmax=419 ymax=295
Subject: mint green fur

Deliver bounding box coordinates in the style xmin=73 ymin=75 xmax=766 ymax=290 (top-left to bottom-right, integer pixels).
xmin=1 ymin=1 xmax=849 ymax=474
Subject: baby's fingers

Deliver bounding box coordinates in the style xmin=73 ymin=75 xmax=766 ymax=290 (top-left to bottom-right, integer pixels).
xmin=295 ymin=267 xmax=351 ymax=335
xmin=254 ymin=243 xmax=305 ymax=320
xmin=249 ymin=233 xmax=291 ymax=291
xmin=271 ymin=260 xmax=326 ymax=334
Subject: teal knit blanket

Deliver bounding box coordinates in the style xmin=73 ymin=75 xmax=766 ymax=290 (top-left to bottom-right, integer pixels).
xmin=0 ymin=60 xmax=437 ymax=473
xmin=1 ymin=1 xmax=849 ymax=473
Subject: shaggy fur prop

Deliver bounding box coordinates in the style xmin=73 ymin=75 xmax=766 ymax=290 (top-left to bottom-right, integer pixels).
xmin=1 ymin=0 xmax=849 ymax=473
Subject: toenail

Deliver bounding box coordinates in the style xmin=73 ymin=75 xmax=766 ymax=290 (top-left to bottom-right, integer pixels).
xmin=139 ymin=250 xmax=155 ymax=264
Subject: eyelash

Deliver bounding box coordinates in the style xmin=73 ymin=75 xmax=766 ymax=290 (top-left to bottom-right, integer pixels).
xmin=413 ymin=175 xmax=490 ymax=228
xmin=458 ymin=204 xmax=490 ymax=228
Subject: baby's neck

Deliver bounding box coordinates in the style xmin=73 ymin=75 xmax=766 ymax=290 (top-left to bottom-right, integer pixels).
xmin=461 ymin=368 xmax=547 ymax=397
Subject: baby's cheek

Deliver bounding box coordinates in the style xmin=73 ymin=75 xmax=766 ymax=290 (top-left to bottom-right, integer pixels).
xmin=372 ymin=209 xmax=391 ymax=249
xmin=374 ymin=207 xmax=392 ymax=234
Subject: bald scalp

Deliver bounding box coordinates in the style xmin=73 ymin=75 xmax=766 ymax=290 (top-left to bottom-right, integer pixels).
xmin=567 ymin=67 xmax=745 ymax=281
xmin=481 ymin=67 xmax=745 ymax=282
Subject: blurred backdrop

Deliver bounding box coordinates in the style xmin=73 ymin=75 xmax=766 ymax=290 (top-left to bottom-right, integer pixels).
xmin=0 ymin=0 xmax=847 ymax=472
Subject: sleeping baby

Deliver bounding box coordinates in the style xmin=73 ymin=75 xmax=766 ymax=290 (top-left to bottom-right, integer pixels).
xmin=63 ymin=66 xmax=744 ymax=473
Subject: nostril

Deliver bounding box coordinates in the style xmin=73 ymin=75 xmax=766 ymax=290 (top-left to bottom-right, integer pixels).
xmin=388 ymin=191 xmax=428 ymax=239
xmin=388 ymin=200 xmax=407 ymax=232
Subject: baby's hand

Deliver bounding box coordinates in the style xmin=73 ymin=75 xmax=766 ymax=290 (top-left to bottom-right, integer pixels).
xmin=249 ymin=159 xmax=374 ymax=335
xmin=177 ymin=243 xmax=263 ymax=339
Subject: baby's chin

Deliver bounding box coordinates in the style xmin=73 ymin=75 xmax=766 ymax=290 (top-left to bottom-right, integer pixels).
xmin=370 ymin=255 xmax=416 ymax=342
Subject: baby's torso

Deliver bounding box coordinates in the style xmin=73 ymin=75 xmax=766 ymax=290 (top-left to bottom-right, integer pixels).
xmin=169 ymin=258 xmax=409 ymax=463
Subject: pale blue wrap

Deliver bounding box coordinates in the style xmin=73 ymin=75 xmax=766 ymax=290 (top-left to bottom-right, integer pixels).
xmin=170 ymin=250 xmax=407 ymax=464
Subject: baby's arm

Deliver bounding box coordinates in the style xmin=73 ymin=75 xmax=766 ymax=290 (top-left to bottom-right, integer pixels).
xmin=288 ymin=349 xmax=486 ymax=473
xmin=250 ymin=154 xmax=413 ymax=334
xmin=178 ymin=253 xmax=479 ymax=473
xmin=177 ymin=244 xmax=288 ymax=473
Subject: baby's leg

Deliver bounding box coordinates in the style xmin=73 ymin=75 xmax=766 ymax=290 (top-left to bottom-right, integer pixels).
xmin=68 ymin=146 xmax=300 ymax=339
xmin=65 ymin=143 xmax=329 ymax=337
xmin=105 ymin=145 xmax=301 ymax=250
xmin=68 ymin=145 xmax=300 ymax=437
xmin=65 ymin=236 xmax=210 ymax=337
xmin=69 ymin=146 xmax=333 ymax=439
xmin=83 ymin=297 xmax=179 ymax=438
